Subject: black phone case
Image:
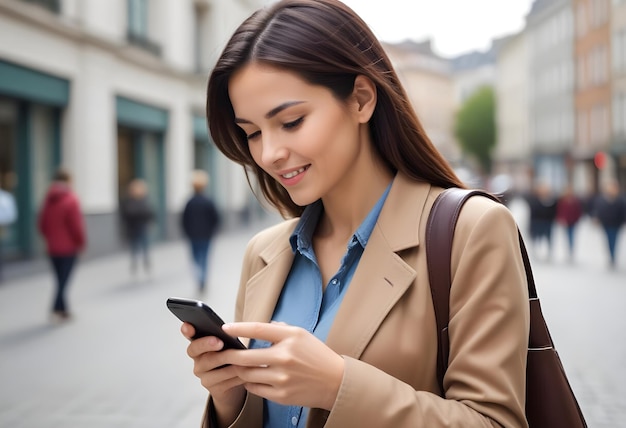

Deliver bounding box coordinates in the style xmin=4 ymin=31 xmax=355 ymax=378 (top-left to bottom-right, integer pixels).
xmin=166 ymin=297 xmax=246 ymax=350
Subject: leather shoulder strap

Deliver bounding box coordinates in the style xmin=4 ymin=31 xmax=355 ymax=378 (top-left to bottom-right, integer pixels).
xmin=426 ymin=188 xmax=528 ymax=393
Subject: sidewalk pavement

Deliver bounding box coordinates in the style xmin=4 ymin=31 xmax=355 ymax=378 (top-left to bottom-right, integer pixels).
xmin=0 ymin=218 xmax=278 ymax=428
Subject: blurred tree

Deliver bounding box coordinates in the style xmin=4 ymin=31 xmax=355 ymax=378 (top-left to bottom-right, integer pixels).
xmin=454 ymin=86 xmax=496 ymax=175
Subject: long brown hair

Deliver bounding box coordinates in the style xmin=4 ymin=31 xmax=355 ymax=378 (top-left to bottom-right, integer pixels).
xmin=207 ymin=0 xmax=464 ymax=218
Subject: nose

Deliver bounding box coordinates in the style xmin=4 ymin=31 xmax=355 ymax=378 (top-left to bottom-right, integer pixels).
xmin=258 ymin=133 xmax=289 ymax=167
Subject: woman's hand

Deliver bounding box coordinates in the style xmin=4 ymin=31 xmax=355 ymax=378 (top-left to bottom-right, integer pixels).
xmin=182 ymin=323 xmax=246 ymax=426
xmin=222 ymin=322 xmax=345 ymax=411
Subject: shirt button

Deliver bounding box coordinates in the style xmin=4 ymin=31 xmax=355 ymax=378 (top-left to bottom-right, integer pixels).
xmin=291 ymin=416 xmax=298 ymax=426
xmin=331 ymin=279 xmax=338 ymax=285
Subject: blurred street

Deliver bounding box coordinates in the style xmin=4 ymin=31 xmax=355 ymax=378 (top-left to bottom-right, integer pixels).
xmin=1 ymin=201 xmax=625 ymax=428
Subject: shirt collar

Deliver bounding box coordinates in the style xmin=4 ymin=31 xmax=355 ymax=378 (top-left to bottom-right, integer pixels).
xmin=289 ymin=200 xmax=323 ymax=254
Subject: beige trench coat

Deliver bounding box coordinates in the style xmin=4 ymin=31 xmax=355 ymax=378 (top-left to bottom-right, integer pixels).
xmin=203 ymin=172 xmax=530 ymax=428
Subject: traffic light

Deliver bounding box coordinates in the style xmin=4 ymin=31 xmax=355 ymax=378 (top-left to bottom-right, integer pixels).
xmin=594 ymin=151 xmax=607 ymax=169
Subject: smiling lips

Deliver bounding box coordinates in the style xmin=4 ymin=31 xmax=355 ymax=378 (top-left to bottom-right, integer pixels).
xmin=278 ymin=165 xmax=310 ymax=186
xmin=281 ymin=166 xmax=308 ymax=179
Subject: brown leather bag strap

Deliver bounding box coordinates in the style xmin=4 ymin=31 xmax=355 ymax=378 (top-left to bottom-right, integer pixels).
xmin=426 ymin=188 xmax=538 ymax=393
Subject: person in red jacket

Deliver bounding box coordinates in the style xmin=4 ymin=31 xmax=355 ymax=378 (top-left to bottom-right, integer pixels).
xmin=38 ymin=168 xmax=86 ymax=322
xmin=556 ymin=186 xmax=584 ymax=262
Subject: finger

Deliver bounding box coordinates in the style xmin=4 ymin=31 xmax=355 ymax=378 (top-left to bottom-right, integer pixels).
xmin=195 ymin=355 xmax=238 ymax=379
xmin=225 ymin=347 xmax=281 ymax=368
xmin=206 ymin=372 xmax=247 ymax=393
xmin=181 ymin=322 xmax=196 ymax=340
xmin=222 ymin=322 xmax=297 ymax=343
xmin=187 ymin=336 xmax=224 ymax=358
xmin=234 ymin=365 xmax=279 ymax=385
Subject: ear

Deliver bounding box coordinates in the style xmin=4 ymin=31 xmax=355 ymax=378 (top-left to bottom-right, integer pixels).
xmin=351 ymin=75 xmax=377 ymax=123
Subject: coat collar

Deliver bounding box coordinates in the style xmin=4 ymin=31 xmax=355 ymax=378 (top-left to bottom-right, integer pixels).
xmin=243 ymin=173 xmax=432 ymax=360
xmin=326 ymin=173 xmax=431 ymax=358
xmin=376 ymin=172 xmax=430 ymax=252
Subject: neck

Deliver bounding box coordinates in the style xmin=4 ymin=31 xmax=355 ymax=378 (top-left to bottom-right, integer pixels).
xmin=317 ymin=162 xmax=393 ymax=241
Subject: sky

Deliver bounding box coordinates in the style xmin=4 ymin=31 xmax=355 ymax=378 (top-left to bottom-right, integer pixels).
xmin=340 ymin=0 xmax=535 ymax=58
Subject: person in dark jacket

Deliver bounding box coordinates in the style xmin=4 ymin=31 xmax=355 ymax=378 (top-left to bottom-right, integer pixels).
xmin=181 ymin=170 xmax=221 ymax=294
xmin=526 ymin=182 xmax=557 ymax=261
xmin=592 ymin=180 xmax=626 ymax=269
xmin=120 ymin=178 xmax=155 ymax=277
xmin=38 ymin=168 xmax=86 ymax=322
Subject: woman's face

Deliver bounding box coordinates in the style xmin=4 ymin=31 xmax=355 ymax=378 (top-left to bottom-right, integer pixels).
xmin=229 ymin=63 xmax=370 ymax=207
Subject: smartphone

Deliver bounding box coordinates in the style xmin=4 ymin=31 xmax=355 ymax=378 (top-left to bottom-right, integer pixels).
xmin=166 ymin=297 xmax=246 ymax=350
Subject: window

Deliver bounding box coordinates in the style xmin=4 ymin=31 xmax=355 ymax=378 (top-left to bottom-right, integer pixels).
xmin=194 ymin=4 xmax=211 ymax=73
xmin=577 ymin=110 xmax=589 ymax=148
xmin=588 ymin=45 xmax=609 ymax=86
xmin=590 ymin=0 xmax=609 ymax=28
xmin=128 ymin=0 xmax=147 ymax=39
xmin=586 ymin=51 xmax=594 ymax=87
xmin=576 ymin=3 xmax=587 ymax=38
xmin=590 ymin=104 xmax=609 ymax=144
xmin=614 ymin=29 xmax=626 ymax=75
xmin=127 ymin=0 xmax=161 ymax=56
xmin=614 ymin=92 xmax=626 ymax=136
xmin=20 ymin=0 xmax=60 ymax=13
xmin=577 ymin=57 xmax=586 ymax=90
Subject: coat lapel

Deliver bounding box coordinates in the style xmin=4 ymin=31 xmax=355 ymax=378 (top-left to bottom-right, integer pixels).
xmin=242 ymin=225 xmax=296 ymax=325
xmin=326 ymin=175 xmax=432 ymax=359
xmin=241 ymin=174 xmax=432 ymax=361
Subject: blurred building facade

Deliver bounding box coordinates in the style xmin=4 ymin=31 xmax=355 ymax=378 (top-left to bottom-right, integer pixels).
xmin=451 ymin=49 xmax=496 ymax=106
xmin=382 ymin=40 xmax=459 ymax=163
xmin=494 ymin=31 xmax=532 ymax=192
xmin=527 ymin=0 xmax=576 ymax=193
xmin=612 ymin=0 xmax=626 ymax=185
xmin=2 ymin=0 xmax=626 ymax=268
xmin=385 ymin=0 xmax=625 ymax=197
xmin=574 ymin=0 xmax=612 ymax=192
xmin=0 ymin=0 xmax=269 ymax=263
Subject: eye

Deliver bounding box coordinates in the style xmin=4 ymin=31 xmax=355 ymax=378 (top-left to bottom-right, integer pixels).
xmin=246 ymin=130 xmax=261 ymax=141
xmin=283 ymin=117 xmax=304 ymax=130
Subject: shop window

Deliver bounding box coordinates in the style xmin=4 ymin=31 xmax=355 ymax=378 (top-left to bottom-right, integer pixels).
xmin=20 ymin=0 xmax=60 ymax=13
xmin=127 ymin=0 xmax=161 ymax=56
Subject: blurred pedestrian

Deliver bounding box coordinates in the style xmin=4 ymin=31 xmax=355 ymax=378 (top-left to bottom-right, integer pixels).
xmin=38 ymin=168 xmax=86 ymax=322
xmin=181 ymin=170 xmax=221 ymax=295
xmin=526 ymin=182 xmax=557 ymax=261
xmin=556 ymin=186 xmax=584 ymax=262
xmin=120 ymin=178 xmax=155 ymax=277
xmin=0 ymin=173 xmax=17 ymax=282
xmin=591 ymin=180 xmax=626 ymax=269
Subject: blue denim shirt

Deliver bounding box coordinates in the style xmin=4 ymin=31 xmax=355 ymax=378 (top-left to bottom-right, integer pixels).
xmin=250 ymin=184 xmax=391 ymax=428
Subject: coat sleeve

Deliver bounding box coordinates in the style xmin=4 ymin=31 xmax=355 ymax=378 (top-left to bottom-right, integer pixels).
xmin=202 ymin=232 xmax=265 ymax=428
xmin=323 ymin=199 xmax=530 ymax=428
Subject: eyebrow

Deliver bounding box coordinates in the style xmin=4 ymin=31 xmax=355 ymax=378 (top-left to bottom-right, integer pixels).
xmin=234 ymin=101 xmax=305 ymax=124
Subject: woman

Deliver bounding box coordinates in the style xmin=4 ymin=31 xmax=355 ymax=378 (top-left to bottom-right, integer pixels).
xmin=181 ymin=1 xmax=530 ymax=427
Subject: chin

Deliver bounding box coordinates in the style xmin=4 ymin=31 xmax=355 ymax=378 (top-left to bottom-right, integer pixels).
xmin=286 ymin=189 xmax=320 ymax=208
